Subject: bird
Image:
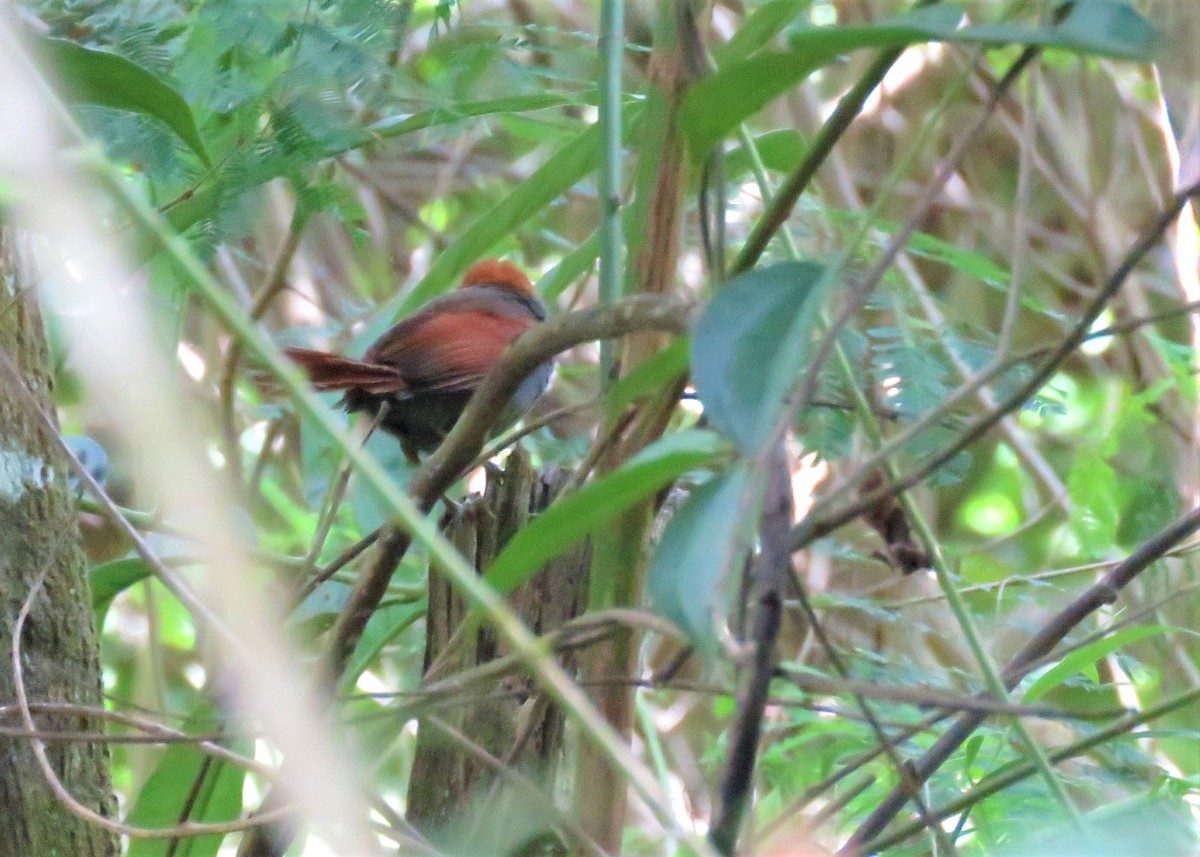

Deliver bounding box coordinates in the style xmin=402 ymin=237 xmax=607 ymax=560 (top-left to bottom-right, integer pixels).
xmin=285 ymin=259 xmax=551 ymax=464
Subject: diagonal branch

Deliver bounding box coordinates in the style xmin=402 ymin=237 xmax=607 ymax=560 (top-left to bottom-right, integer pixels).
xmin=796 ymin=178 xmax=1200 ymax=554
xmin=838 ymin=503 xmax=1200 ymax=855
xmin=242 ymin=294 xmax=697 ymax=857
xmin=318 ymin=293 xmax=694 ymax=688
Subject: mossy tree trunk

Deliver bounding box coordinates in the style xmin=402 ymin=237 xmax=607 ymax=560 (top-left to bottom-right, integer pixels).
xmin=0 ymin=231 xmax=119 ymax=857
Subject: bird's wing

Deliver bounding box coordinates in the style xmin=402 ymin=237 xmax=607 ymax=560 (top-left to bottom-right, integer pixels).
xmin=284 ymin=348 xmax=408 ymax=394
xmin=364 ymin=308 xmax=534 ymax=394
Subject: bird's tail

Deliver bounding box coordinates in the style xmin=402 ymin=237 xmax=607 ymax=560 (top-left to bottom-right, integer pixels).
xmin=284 ymin=347 xmax=407 ymax=394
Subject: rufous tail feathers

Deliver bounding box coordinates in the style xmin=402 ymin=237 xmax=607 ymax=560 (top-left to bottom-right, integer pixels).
xmin=284 ymin=347 xmax=407 ymax=394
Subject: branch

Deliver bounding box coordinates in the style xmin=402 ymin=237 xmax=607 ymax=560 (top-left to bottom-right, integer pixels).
xmin=242 ymin=294 xmax=698 ymax=857
xmin=218 ymin=217 xmax=305 ymax=486
xmin=861 ymin=683 xmax=1200 ymax=853
xmin=730 ymin=14 xmax=931 ymax=274
xmin=318 ymin=293 xmax=694 ymax=688
xmin=798 ymin=177 xmax=1200 ymax=554
xmin=709 ymin=444 xmax=793 ymax=854
xmin=838 ymin=503 xmax=1200 ymax=855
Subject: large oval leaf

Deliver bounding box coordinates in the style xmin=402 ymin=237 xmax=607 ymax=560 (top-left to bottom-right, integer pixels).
xmin=692 ymin=260 xmax=827 ymax=453
xmin=39 ymin=37 xmax=211 ymax=166
xmin=647 ymin=466 xmax=756 ymax=655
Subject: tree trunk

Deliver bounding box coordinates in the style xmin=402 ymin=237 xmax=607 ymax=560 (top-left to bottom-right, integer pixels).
xmin=407 ymin=448 xmax=589 ymax=851
xmin=0 ymin=230 xmax=120 ymax=857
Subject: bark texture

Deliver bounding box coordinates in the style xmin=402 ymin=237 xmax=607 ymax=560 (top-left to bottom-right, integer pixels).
xmin=0 ymin=231 xmax=119 ymax=857
xmin=407 ymin=448 xmax=589 ymax=849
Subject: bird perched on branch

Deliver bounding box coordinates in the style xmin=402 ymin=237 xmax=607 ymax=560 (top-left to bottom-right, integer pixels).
xmin=286 ymin=259 xmax=551 ymax=463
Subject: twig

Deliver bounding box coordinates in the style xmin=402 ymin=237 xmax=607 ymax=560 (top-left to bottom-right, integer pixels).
xmin=290 ymin=402 xmax=390 ymax=609
xmin=468 ymin=397 xmax=600 ymax=473
xmin=771 ymin=668 xmax=1130 ymax=720
xmin=839 ymin=503 xmax=1200 ymax=854
xmin=597 ymin=0 xmax=625 ymax=380
xmin=797 ymin=178 xmax=1200 ymax=554
xmin=219 ymin=217 xmax=306 ymax=486
xmin=0 ymin=702 xmax=265 ymax=766
xmin=10 ymin=566 xmax=294 ymax=839
xmin=708 ymin=444 xmax=794 ymax=854
xmin=730 ymin=0 xmax=940 ymax=275
xmin=860 ymin=683 xmax=1200 ymax=854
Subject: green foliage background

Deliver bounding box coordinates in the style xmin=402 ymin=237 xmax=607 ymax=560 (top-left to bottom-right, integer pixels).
xmin=16 ymin=0 xmax=1200 ymax=854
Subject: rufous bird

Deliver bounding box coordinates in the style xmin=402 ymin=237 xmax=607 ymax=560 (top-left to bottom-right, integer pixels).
xmin=286 ymin=259 xmax=551 ymax=463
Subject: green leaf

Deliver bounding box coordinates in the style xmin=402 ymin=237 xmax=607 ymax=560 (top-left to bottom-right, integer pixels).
xmin=682 ymin=2 xmax=1157 ymax=154
xmin=483 ymin=429 xmax=728 ymax=596
xmin=647 ymin=466 xmax=756 ymax=655
xmin=604 ymin=337 xmax=691 ymax=417
xmin=714 ymin=0 xmax=805 ymax=64
xmin=724 ymin=130 xmax=808 ymax=180
xmin=538 ymin=192 xmax=645 ymax=301
xmin=386 ymin=119 xmax=609 ymax=319
xmin=341 ymin=599 xmax=427 ymax=690
xmin=1022 ymin=625 xmax=1177 ymax=703
xmin=692 ymin=260 xmax=827 ymax=453
xmin=1067 ymin=448 xmax=1118 ymax=556
xmin=539 ymin=232 xmax=599 ymax=300
xmin=126 ymin=703 xmax=247 ymax=856
xmin=963 ymin=734 xmax=985 ymax=772
xmin=972 ymin=0 xmax=1158 ymax=60
xmin=140 ymin=78 xmax=588 ymax=245
xmin=366 ymin=93 xmax=592 ymax=143
xmin=90 ymin=557 xmax=153 ymax=627
xmin=39 ymin=37 xmax=211 ymax=166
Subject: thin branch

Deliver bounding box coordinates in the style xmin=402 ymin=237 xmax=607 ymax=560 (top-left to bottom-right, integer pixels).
xmin=709 ymin=444 xmax=794 ymax=854
xmin=219 ymin=217 xmax=306 ymax=486
xmin=597 ymin=0 xmax=626 ymax=380
xmin=318 ymin=293 xmax=694 ymax=689
xmin=10 ymin=567 xmax=295 ymax=839
xmin=798 ymin=178 xmax=1200 ymax=554
xmin=860 ymin=683 xmax=1200 ymax=854
xmin=289 ymin=402 xmax=390 ymax=608
xmin=839 ymin=503 xmax=1200 ymax=855
xmin=0 ymin=703 xmax=237 ymax=751
xmin=731 ymin=35 xmax=923 ymax=274
xmin=772 ymin=669 xmax=1129 ymax=720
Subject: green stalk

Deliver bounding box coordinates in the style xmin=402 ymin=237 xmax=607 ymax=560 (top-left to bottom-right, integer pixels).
xmin=85 ymin=150 xmax=711 ymax=853
xmin=598 ymin=0 xmax=626 ymax=381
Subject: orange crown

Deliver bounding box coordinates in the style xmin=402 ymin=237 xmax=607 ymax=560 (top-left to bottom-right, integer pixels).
xmin=461 ymin=258 xmax=535 ymax=296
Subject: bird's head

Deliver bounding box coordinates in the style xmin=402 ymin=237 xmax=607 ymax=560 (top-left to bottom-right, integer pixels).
xmin=460 ymin=258 xmax=535 ymax=297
